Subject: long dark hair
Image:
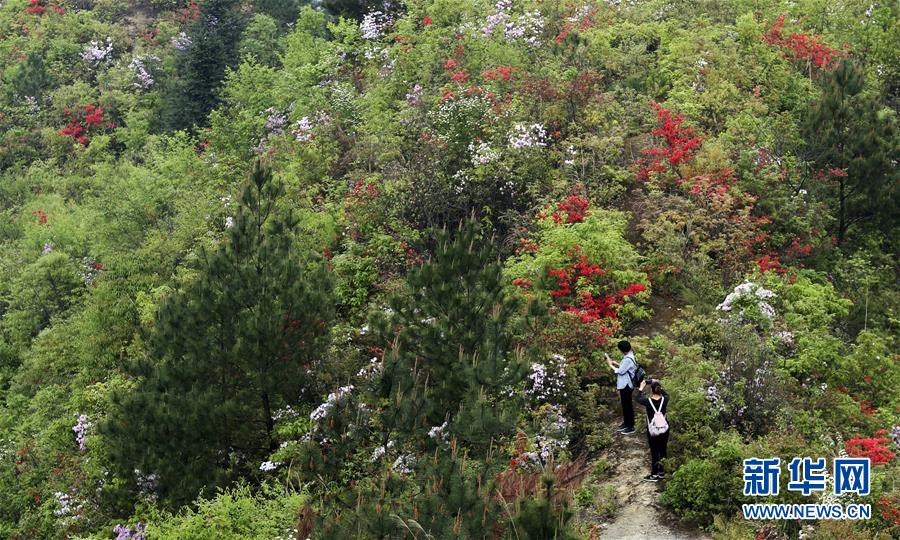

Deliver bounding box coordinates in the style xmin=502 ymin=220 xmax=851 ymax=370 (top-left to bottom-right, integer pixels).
xmin=650 ymin=380 xmax=663 ymax=395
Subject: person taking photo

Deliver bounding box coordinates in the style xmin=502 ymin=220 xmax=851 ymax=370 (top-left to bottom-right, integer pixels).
xmin=635 ymin=378 xmax=670 ymax=482
xmin=605 ymin=340 xmax=637 ymax=435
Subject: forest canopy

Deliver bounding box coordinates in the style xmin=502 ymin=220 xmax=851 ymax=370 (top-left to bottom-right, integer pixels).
xmin=0 ymin=0 xmax=897 ymax=539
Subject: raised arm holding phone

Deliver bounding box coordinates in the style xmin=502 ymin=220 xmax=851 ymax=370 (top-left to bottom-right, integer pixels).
xmin=606 ymin=340 xmax=637 ymax=435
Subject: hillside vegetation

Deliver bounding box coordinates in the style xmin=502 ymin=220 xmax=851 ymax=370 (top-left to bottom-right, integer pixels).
xmin=0 ymin=0 xmax=897 ymax=538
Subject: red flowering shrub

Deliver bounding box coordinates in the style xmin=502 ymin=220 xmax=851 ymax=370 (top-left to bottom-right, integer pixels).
xmin=483 ymin=66 xmax=513 ymax=81
xmin=635 ymin=101 xmax=703 ymax=185
xmin=763 ymin=16 xmax=843 ymax=70
xmin=877 ymin=495 xmax=900 ymax=526
xmin=25 ymin=0 xmax=46 ymax=15
xmin=33 ymin=209 xmax=47 ymax=224
xmin=178 ymin=1 xmax=201 ymax=22
xmin=550 ymin=195 xmax=590 ymax=224
xmin=756 ymin=255 xmax=785 ymax=274
xmin=60 ymin=104 xmax=113 ymax=146
xmin=845 ymin=436 xmax=895 ymax=465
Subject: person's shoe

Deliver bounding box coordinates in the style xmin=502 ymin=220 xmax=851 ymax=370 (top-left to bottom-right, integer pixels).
xmin=620 ymin=428 xmax=636 ymax=435
xmin=656 ymin=472 xmax=666 ymax=479
xmin=616 ymin=426 xmax=629 ymax=432
xmin=642 ymin=474 xmax=659 ymax=482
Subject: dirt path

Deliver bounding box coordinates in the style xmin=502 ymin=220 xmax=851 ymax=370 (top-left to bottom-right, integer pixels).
xmin=597 ymin=426 xmax=709 ymax=540
xmin=591 ymin=294 xmax=709 ymax=539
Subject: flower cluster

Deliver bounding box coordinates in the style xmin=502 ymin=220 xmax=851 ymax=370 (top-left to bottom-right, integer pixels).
xmin=25 ymin=0 xmax=63 ymax=16
xmin=845 ymin=436 xmax=895 ymax=465
xmin=468 ymin=141 xmax=500 ymax=165
xmin=877 ymin=495 xmax=900 ymax=526
xmin=113 ymin=523 xmax=145 ymax=540
xmin=53 ymin=490 xmax=85 ymax=525
xmin=716 ymin=282 xmax=776 ymax=321
xmin=81 ymin=257 xmax=104 ymax=286
xmin=405 ymin=83 xmax=422 ymax=106
xmin=428 ymin=421 xmax=449 ymax=441
xmin=129 ymin=55 xmax=159 ymax=89
xmin=310 ymin=385 xmax=354 ymax=422
xmin=756 ymin=254 xmax=786 ymax=274
xmin=482 ymin=2 xmax=544 ymax=48
xmin=60 ymin=104 xmax=112 ymax=146
xmin=525 ymin=354 xmax=568 ymax=402
xmin=264 ymin=107 xmax=287 ymax=135
xmin=555 ymin=3 xmax=597 ymax=43
xmin=635 ymin=101 xmax=703 ymax=182
xmin=550 ymin=195 xmax=589 ymax=224
xmin=763 ymin=16 xmax=843 ymax=69
xmin=292 ymin=112 xmax=329 ymax=143
xmin=509 ymin=123 xmax=546 ymax=149
xmin=360 ymin=11 xmax=392 ymax=40
xmin=483 ymin=66 xmax=513 ymax=81
xmin=259 ymin=460 xmax=281 ymax=471
xmin=82 ymin=38 xmax=114 ymax=66
xmin=72 ymin=414 xmax=92 ymax=452
xmin=371 ymin=440 xmax=394 ymax=461
xmin=391 ymin=453 xmax=416 ymax=474
xmin=171 ymin=31 xmax=192 ymax=51
xmin=510 ymin=405 xmax=570 ymax=470
xmin=356 ymin=357 xmax=382 ymax=380
xmin=33 ymin=208 xmax=47 ymax=224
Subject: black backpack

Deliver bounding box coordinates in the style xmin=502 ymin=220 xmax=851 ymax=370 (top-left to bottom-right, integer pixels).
xmin=630 ymin=359 xmax=646 ymax=388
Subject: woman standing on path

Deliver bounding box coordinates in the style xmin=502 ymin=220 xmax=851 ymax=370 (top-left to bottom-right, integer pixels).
xmin=635 ymin=378 xmax=669 ymax=482
xmin=605 ymin=340 xmax=637 ymax=435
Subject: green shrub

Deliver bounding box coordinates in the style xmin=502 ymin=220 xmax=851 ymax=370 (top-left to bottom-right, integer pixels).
xmin=141 ymin=483 xmax=304 ymax=539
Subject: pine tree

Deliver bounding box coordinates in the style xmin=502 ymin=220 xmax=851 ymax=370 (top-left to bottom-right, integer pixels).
xmin=371 ymin=219 xmax=542 ymax=452
xmin=162 ymin=0 xmax=245 ymax=130
xmin=106 ymin=162 xmax=333 ymax=506
xmin=803 ymin=59 xmax=898 ymax=247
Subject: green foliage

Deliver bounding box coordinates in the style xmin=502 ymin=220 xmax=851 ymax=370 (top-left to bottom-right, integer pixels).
xmin=142 ymin=482 xmax=305 ymax=539
xmin=803 ymin=59 xmax=899 ymax=248
xmin=660 ymin=431 xmax=747 ymax=528
xmin=0 ymin=1 xmax=897 ymax=537
xmin=106 ymin=163 xmax=334 ymax=506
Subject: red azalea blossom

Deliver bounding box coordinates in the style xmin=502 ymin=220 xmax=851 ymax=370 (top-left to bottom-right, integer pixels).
xmin=845 ymin=437 xmax=895 ymax=465
xmin=33 ymin=209 xmax=47 ymax=224
xmin=25 ymin=0 xmax=46 ymax=15
xmin=763 ymin=16 xmax=843 ymax=70
xmin=450 ymin=69 xmax=470 ymax=83
xmin=756 ymin=255 xmax=786 ymax=274
xmin=422 ymin=16 xmax=433 ymax=26
xmin=483 ymin=66 xmax=512 ymax=80
xmin=635 ymin=102 xmax=703 ymax=183
xmin=551 ymin=195 xmax=590 ymax=224
xmin=877 ymin=496 xmax=900 ymax=525
xmin=60 ymin=104 xmax=112 ymax=146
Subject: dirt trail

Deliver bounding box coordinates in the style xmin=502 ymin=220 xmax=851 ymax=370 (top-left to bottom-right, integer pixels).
xmin=594 ymin=294 xmax=709 ymax=539
xmin=597 ymin=426 xmax=708 ymax=540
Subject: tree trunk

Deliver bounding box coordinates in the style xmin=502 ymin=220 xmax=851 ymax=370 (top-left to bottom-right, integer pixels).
xmin=262 ymin=391 xmax=275 ymax=451
xmin=838 ymin=176 xmax=846 ymax=245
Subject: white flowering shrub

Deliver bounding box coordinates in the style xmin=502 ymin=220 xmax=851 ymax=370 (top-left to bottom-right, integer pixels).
xmin=716 ymin=282 xmax=776 ymax=327
xmin=524 ymin=354 xmax=568 ymax=403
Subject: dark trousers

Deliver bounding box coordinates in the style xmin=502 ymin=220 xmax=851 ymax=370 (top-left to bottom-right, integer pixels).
xmin=648 ymin=431 xmax=669 ymax=475
xmin=619 ymin=387 xmax=634 ymax=429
